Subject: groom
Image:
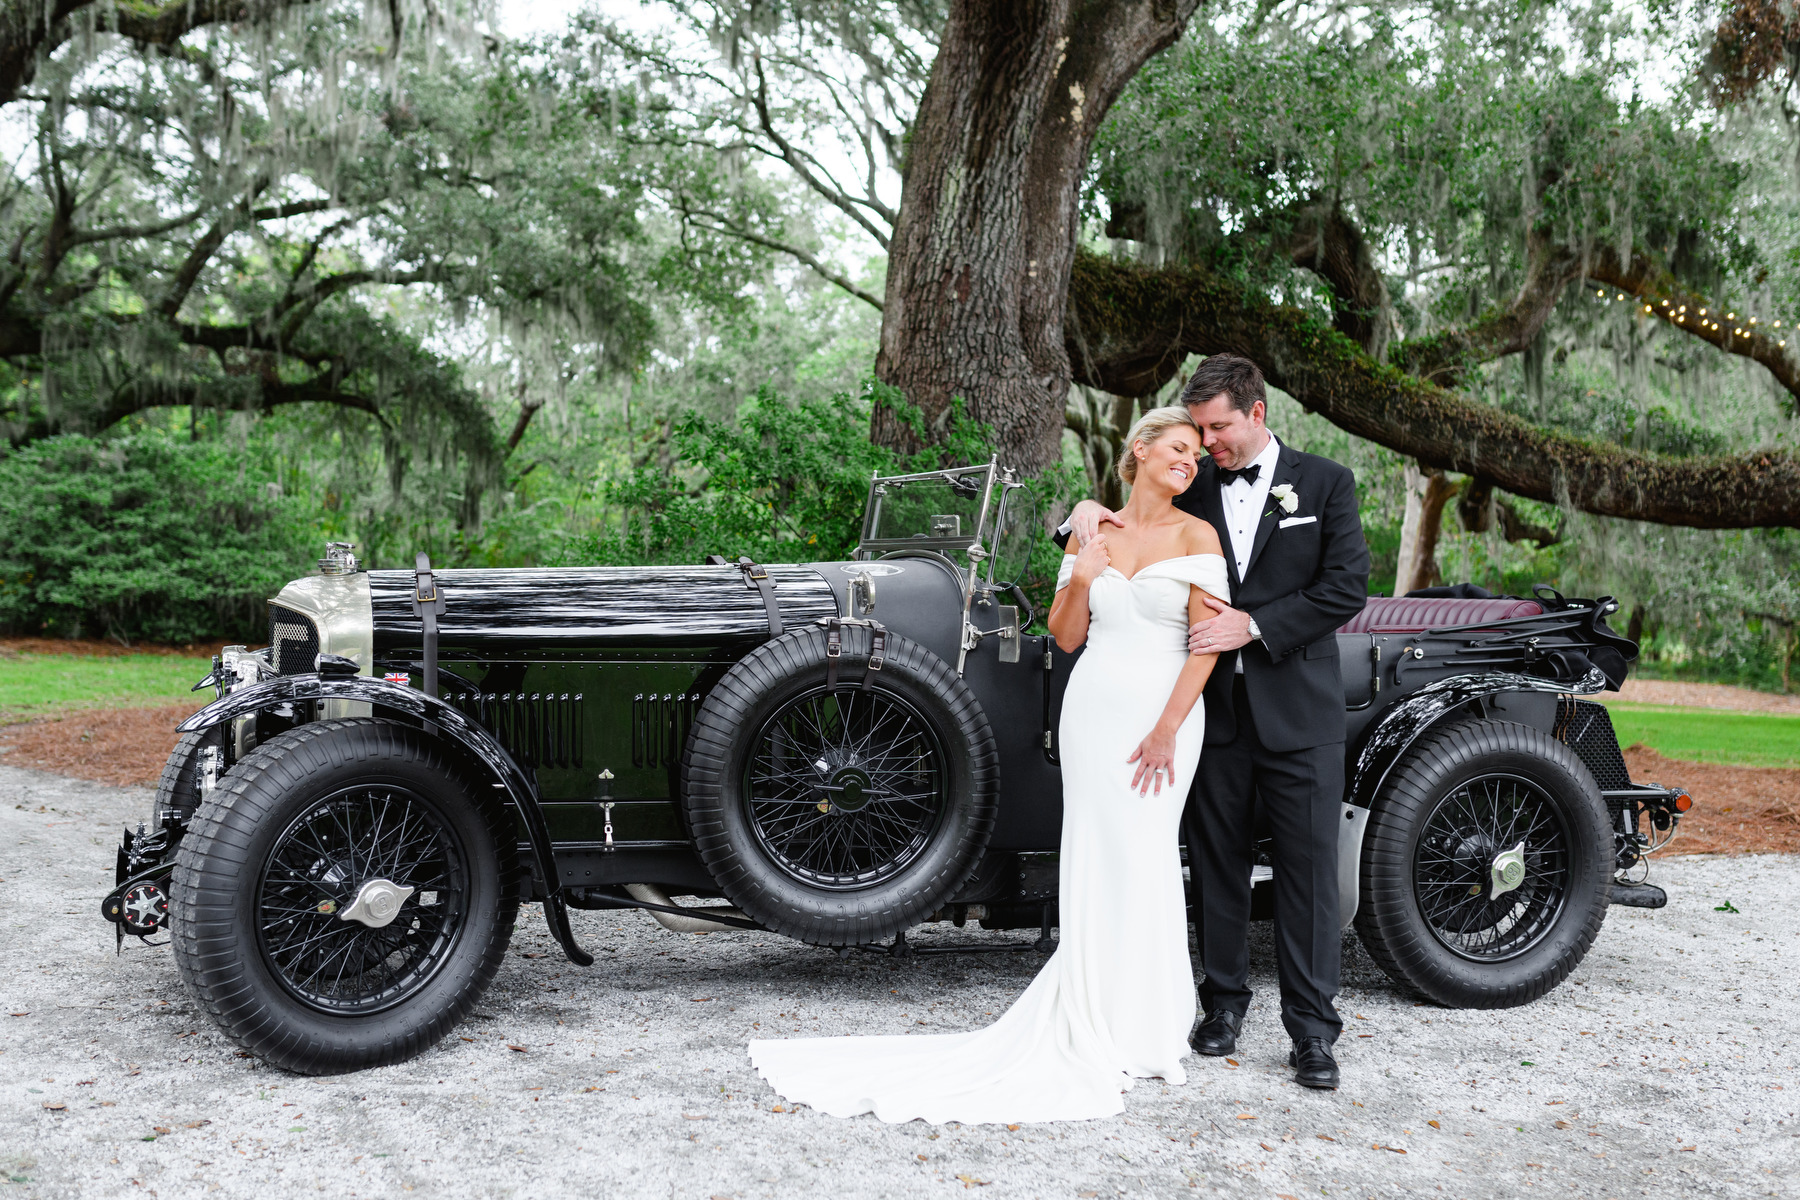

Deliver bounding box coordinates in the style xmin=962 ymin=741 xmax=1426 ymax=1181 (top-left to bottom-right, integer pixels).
xmin=1060 ymin=355 xmax=1369 ymax=1089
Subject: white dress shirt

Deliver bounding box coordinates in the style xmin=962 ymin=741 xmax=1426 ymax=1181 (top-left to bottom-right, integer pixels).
xmin=1219 ymin=432 xmax=1281 ymax=581
xmin=1219 ymin=433 xmax=1281 ymax=671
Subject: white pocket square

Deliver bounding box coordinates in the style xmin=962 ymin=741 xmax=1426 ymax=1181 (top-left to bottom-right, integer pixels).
xmin=1278 ymin=515 xmax=1317 ymax=528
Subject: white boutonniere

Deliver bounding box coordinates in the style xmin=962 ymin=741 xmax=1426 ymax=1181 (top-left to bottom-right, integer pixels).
xmin=1266 ymin=484 xmax=1299 ymax=517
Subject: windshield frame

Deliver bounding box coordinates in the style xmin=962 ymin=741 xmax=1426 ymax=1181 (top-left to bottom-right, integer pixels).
xmin=856 ymin=461 xmax=1000 ymax=556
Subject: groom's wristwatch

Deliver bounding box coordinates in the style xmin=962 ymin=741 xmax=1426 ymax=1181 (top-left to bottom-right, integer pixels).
xmin=1246 ymin=616 xmax=1262 ymax=642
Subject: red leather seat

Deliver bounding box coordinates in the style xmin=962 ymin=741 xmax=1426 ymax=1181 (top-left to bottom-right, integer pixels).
xmin=1337 ymin=596 xmax=1543 ymax=634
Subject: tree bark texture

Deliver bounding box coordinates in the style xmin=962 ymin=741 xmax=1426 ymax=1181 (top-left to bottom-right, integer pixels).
xmin=873 ymin=0 xmax=1199 ymax=474
xmin=1065 ymin=252 xmax=1800 ymax=529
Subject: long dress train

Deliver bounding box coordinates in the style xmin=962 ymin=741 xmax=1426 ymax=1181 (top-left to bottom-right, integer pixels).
xmin=747 ymin=553 xmax=1232 ymax=1124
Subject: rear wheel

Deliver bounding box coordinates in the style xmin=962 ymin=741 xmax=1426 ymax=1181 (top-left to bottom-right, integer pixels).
xmin=1354 ymin=719 xmax=1611 ymax=1008
xmin=682 ymin=624 xmax=998 ymax=946
xmin=171 ymin=718 xmax=517 ymax=1074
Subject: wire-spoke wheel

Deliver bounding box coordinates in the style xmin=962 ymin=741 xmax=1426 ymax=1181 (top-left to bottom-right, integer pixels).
xmin=745 ymin=686 xmax=946 ymax=889
xmin=684 ymin=623 xmax=997 ymax=946
xmin=1355 ymin=718 xmax=1611 ymax=1009
xmin=257 ymin=785 xmax=469 ymax=1015
xmin=172 ymin=719 xmax=517 ymax=1074
xmin=1412 ymin=774 xmax=1570 ymax=962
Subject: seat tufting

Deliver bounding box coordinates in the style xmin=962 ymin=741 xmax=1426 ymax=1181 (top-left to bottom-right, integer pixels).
xmin=1337 ymin=595 xmax=1543 ymax=635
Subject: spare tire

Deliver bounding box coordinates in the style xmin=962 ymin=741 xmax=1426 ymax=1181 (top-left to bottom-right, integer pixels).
xmin=682 ymin=623 xmax=997 ymax=946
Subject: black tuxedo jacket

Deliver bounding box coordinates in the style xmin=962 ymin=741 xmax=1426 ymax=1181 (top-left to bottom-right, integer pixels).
xmin=1177 ymin=443 xmax=1370 ymax=751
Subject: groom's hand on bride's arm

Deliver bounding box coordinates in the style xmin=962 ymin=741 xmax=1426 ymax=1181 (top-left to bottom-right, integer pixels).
xmin=1188 ymin=596 xmax=1255 ymax=654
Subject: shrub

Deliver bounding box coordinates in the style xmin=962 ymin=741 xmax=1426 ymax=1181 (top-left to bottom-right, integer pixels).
xmin=0 ymin=434 xmax=316 ymax=644
xmin=560 ymin=379 xmax=1082 ymax=624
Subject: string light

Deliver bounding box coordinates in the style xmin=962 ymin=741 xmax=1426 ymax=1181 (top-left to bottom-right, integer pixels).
xmin=1591 ymin=285 xmax=1796 ymax=353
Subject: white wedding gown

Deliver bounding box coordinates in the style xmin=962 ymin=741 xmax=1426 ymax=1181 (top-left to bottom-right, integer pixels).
xmin=748 ymin=553 xmax=1232 ymax=1124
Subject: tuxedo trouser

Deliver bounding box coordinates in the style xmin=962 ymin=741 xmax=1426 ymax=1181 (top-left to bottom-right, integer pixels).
xmin=1185 ymin=674 xmax=1344 ymax=1044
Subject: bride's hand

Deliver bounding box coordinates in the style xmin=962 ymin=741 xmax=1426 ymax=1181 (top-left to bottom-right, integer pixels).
xmin=1070 ymin=533 xmax=1111 ymax=588
xmin=1127 ymin=726 xmax=1178 ymax=796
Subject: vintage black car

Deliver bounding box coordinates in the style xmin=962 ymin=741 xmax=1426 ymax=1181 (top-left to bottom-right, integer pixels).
xmin=103 ymin=461 xmax=1689 ymax=1075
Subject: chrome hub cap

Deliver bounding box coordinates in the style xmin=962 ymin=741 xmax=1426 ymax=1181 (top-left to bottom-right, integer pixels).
xmin=1489 ymin=842 xmax=1528 ymax=898
xmin=338 ymin=878 xmax=416 ymax=929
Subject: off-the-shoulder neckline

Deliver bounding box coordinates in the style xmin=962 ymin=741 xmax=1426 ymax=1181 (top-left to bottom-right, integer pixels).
xmin=1097 ymin=552 xmax=1228 ymax=584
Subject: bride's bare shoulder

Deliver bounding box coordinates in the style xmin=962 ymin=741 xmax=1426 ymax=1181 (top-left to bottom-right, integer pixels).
xmin=1178 ymin=513 xmax=1224 ymax=557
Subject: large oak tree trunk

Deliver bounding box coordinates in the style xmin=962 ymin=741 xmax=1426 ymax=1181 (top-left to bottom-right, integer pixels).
xmin=873 ymin=0 xmax=1199 ymax=474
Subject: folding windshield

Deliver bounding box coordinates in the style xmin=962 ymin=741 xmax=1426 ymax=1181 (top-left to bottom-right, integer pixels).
xmin=858 ymin=465 xmax=995 ymax=552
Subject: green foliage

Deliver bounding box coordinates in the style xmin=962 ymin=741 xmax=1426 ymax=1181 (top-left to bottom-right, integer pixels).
xmin=0 ymin=435 xmax=315 ymax=643
xmin=566 ymin=381 xmax=904 ymax=567
xmin=563 ymin=379 xmax=1003 ymax=565
xmin=1094 ymin=1 xmax=1755 ymax=310
xmin=559 ymin=378 xmax=1083 ymax=623
xmin=2 ymin=2 xmax=660 ymax=539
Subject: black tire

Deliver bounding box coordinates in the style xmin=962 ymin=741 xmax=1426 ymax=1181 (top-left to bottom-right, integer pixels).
xmin=682 ymin=624 xmax=998 ymax=946
xmin=1354 ymin=719 xmax=1611 ymax=1009
xmin=171 ymin=718 xmax=518 ymax=1074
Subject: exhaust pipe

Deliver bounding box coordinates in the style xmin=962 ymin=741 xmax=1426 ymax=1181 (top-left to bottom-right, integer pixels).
xmin=624 ymin=883 xmax=749 ymax=934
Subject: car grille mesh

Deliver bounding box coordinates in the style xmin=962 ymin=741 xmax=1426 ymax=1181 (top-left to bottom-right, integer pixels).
xmin=269 ymin=605 xmax=321 ymax=676
xmin=1554 ymin=698 xmax=1632 ymax=791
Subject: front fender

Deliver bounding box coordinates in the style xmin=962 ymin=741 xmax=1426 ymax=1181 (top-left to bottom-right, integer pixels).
xmin=177 ymin=674 xmax=593 ymax=967
xmin=1347 ymin=666 xmax=1607 ymax=808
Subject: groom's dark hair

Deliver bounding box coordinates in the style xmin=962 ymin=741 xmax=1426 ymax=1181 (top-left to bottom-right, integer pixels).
xmin=1179 ymin=354 xmax=1265 ymax=416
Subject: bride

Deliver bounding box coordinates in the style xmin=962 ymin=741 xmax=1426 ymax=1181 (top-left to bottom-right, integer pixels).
xmin=749 ymin=406 xmax=1230 ymax=1124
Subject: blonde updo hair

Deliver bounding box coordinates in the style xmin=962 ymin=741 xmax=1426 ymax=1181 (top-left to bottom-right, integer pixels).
xmin=1117 ymin=405 xmax=1201 ymax=486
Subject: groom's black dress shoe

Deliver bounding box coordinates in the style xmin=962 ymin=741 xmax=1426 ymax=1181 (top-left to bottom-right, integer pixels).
xmin=1188 ymin=1009 xmax=1242 ymax=1057
xmin=1288 ymin=1037 xmax=1339 ymax=1089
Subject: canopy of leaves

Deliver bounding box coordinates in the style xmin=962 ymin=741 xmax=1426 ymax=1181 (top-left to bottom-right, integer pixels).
xmin=0 ymin=0 xmax=658 ymax=525
xmin=1068 ymin=2 xmax=1794 ymax=495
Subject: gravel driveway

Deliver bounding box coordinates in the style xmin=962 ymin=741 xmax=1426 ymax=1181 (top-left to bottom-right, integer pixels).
xmin=1 ymin=765 xmax=1794 ymax=1199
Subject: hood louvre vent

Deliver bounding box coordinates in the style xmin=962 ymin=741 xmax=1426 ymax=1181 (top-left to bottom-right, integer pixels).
xmin=446 ymin=692 xmax=584 ymax=770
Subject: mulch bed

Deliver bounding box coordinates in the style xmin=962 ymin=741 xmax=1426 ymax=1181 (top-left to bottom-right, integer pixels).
xmin=0 ymin=704 xmax=196 ymax=788
xmin=0 ymin=636 xmax=238 ymax=658
xmin=1623 ymin=743 xmax=1800 ymax=857
xmin=2 ymin=705 xmax=1794 ymax=858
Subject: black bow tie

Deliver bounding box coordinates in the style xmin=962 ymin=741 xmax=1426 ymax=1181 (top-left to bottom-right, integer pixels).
xmin=1216 ymin=463 xmax=1261 ymax=487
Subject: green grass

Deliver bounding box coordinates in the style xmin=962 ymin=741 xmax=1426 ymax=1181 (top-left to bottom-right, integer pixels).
xmin=1601 ymin=702 xmax=1800 ymax=769
xmin=0 ymin=652 xmax=213 ymax=721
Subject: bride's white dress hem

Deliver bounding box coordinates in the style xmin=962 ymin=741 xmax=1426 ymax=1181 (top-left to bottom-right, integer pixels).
xmin=749 ymin=553 xmax=1231 ymax=1124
